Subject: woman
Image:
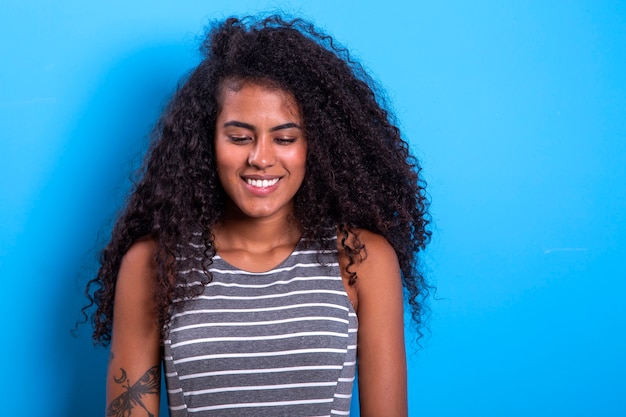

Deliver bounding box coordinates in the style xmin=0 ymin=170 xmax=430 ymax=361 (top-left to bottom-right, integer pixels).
xmin=85 ymin=15 xmax=430 ymax=417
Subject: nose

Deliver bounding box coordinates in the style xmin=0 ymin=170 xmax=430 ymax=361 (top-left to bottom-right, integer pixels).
xmin=248 ymin=137 xmax=276 ymax=169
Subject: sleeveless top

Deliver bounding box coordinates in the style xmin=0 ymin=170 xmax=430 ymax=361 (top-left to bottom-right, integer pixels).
xmin=163 ymin=235 xmax=358 ymax=417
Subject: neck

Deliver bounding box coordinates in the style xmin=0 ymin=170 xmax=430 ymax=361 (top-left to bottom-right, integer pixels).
xmin=214 ymin=210 xmax=302 ymax=254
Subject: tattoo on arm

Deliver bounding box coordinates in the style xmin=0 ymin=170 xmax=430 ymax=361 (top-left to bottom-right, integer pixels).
xmin=107 ymin=366 xmax=160 ymax=417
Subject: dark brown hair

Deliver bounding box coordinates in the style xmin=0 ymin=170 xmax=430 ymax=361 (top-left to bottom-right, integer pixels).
xmin=83 ymin=14 xmax=431 ymax=345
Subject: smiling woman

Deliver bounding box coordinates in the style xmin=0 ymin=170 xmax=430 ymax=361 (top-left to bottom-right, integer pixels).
xmin=214 ymin=82 xmax=307 ymax=223
xmin=82 ymin=14 xmax=431 ymax=417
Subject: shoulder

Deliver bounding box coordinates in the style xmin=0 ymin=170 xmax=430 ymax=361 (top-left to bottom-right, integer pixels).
xmin=352 ymin=229 xmax=400 ymax=287
xmin=117 ymin=237 xmax=158 ymax=293
xmin=338 ymin=228 xmax=399 ymax=272
xmin=112 ymin=237 xmax=160 ymax=340
xmin=358 ymin=229 xmax=396 ymax=259
xmin=122 ymin=236 xmax=158 ymax=265
xmin=337 ymin=228 xmax=401 ymax=312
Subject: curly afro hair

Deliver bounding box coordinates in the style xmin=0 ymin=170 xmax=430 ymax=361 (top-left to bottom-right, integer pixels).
xmin=83 ymin=14 xmax=431 ymax=345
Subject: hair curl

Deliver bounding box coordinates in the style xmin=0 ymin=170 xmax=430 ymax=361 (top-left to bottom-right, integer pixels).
xmin=83 ymin=14 xmax=431 ymax=346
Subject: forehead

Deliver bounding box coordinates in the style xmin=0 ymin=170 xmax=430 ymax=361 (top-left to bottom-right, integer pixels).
xmin=217 ymin=80 xmax=301 ymax=118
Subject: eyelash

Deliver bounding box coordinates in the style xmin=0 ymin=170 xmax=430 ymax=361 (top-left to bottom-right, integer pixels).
xmin=275 ymin=138 xmax=296 ymax=145
xmin=228 ymin=136 xmax=297 ymax=145
xmin=228 ymin=136 xmax=251 ymax=143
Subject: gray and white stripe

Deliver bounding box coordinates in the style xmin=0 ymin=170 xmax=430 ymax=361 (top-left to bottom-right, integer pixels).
xmin=163 ymin=236 xmax=358 ymax=416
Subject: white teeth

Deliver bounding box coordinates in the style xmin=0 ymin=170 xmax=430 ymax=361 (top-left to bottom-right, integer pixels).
xmin=246 ymin=178 xmax=279 ymax=188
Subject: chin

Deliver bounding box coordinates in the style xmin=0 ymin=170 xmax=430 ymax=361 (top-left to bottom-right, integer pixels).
xmin=240 ymin=204 xmax=291 ymax=220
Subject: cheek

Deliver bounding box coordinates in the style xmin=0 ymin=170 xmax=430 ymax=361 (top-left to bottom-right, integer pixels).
xmin=216 ymin=166 xmax=227 ymax=185
xmin=214 ymin=151 xmax=235 ymax=185
xmin=215 ymin=143 xmax=236 ymax=172
xmin=293 ymin=145 xmax=308 ymax=174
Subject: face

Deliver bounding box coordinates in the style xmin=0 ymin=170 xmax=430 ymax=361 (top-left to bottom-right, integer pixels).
xmin=214 ymin=82 xmax=307 ymax=221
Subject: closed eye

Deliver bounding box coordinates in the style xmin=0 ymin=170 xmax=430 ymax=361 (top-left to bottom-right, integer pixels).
xmin=274 ymin=137 xmax=297 ymax=145
xmin=228 ymin=136 xmax=252 ymax=143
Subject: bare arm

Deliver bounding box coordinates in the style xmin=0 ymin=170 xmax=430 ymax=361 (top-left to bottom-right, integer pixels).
xmin=106 ymin=239 xmax=162 ymax=417
xmin=345 ymin=230 xmax=408 ymax=417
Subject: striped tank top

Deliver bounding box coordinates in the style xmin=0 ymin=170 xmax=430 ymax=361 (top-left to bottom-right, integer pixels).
xmin=163 ymin=236 xmax=358 ymax=416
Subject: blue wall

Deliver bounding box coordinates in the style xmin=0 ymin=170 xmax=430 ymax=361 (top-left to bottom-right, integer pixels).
xmin=1 ymin=1 xmax=625 ymax=416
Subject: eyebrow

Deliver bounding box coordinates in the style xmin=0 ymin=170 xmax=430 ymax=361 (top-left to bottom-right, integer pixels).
xmin=223 ymin=121 xmax=302 ymax=132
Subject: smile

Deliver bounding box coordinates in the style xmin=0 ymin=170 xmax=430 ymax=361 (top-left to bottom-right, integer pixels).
xmin=245 ymin=178 xmax=280 ymax=188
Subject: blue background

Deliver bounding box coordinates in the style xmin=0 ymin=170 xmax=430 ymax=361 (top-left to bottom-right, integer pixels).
xmin=1 ymin=1 xmax=625 ymax=416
